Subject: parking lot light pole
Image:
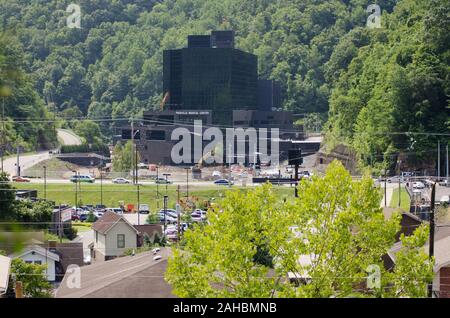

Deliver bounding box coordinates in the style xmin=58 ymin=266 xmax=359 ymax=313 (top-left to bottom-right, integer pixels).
xmin=156 ymin=166 xmax=160 ymax=209
xmin=163 ymin=173 xmax=171 ymax=195
xmin=137 ymin=184 xmax=140 ymax=226
xmin=43 ymin=165 xmax=47 ymax=201
xmin=163 ymin=195 xmax=168 ymax=234
xmin=384 ymin=168 xmax=387 ymax=207
xmin=100 ymin=167 xmax=103 ymax=206
xmin=397 ymin=160 xmax=402 ymax=208
xmin=185 ymin=167 xmax=190 ymax=199
xmin=72 ymin=171 xmax=78 ymax=210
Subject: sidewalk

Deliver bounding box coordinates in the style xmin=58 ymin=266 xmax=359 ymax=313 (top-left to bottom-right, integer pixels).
xmin=380 ymin=186 xmax=394 ymax=208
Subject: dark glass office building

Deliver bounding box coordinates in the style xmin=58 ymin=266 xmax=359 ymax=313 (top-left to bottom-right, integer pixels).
xmin=163 ymin=31 xmax=258 ymax=125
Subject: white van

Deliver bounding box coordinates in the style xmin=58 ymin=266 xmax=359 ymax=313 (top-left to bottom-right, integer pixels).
xmin=70 ymin=174 xmax=95 ymax=183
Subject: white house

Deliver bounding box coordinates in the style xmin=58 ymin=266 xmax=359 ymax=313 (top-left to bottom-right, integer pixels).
xmin=0 ymin=255 xmax=11 ymax=295
xmin=10 ymin=245 xmax=60 ymax=282
xmin=92 ymin=211 xmax=139 ymax=261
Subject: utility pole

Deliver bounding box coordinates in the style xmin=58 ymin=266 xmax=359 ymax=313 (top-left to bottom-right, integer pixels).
xmin=135 ymin=140 xmax=139 ymax=186
xmin=100 ymin=167 xmax=103 ymax=206
xmin=185 ymin=167 xmax=189 ymax=199
xmin=176 ymin=203 xmax=181 ymax=245
xmin=384 ymin=168 xmax=387 ymax=207
xmin=43 ymin=165 xmax=47 ymax=201
xmin=156 ymin=166 xmax=160 ymax=209
xmin=397 ymin=160 xmax=402 ymax=208
xmin=428 ymin=182 xmax=436 ymax=298
xmin=163 ymin=195 xmax=168 ymax=235
xmin=16 ymin=141 xmax=20 ymax=176
xmin=446 ymin=143 xmax=448 ymax=183
xmin=73 ymin=171 xmax=79 ymax=209
xmin=59 ymin=203 xmax=62 ymax=244
xmin=294 ymin=163 xmax=299 ymax=198
xmin=1 ymin=96 xmax=5 ymax=173
xmin=137 ymin=183 xmax=140 ymax=226
xmin=228 ymin=143 xmax=232 ymax=188
xmin=437 ymin=140 xmax=440 ymax=179
xmin=131 ymin=119 xmax=135 ymax=185
xmin=163 ymin=173 xmax=170 ymax=195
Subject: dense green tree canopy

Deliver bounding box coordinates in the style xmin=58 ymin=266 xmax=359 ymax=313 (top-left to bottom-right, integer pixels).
xmin=166 ymin=161 xmax=433 ymax=298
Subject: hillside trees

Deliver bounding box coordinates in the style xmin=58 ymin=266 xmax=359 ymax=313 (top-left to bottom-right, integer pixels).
xmin=325 ymin=0 xmax=449 ymax=170
xmin=0 ymin=32 xmax=56 ymax=151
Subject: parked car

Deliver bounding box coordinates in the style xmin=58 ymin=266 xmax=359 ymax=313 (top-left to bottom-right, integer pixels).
xmin=105 ymin=207 xmax=124 ymax=214
xmin=138 ymin=163 xmax=149 ymax=169
xmin=439 ymin=179 xmax=449 ymax=187
xmin=191 ymin=209 xmax=207 ymax=221
xmin=412 ymin=182 xmax=425 ymax=189
xmin=440 ymin=195 xmax=450 ymax=205
xmin=212 ymin=171 xmax=222 ymax=178
xmin=94 ymin=204 xmax=106 ymax=213
xmin=12 ymin=176 xmax=31 ymax=183
xmin=112 ymin=177 xmax=131 ymax=184
xmin=139 ymin=204 xmax=150 ymax=214
xmin=387 ymin=176 xmax=403 ymax=183
xmin=158 ymin=209 xmax=178 ymax=223
xmin=70 ymin=174 xmax=95 ymax=183
xmin=214 ymin=179 xmax=233 ymax=186
xmin=80 ymin=213 xmax=98 ymax=222
xmin=94 ymin=211 xmax=104 ymax=218
xmin=155 ymin=177 xmax=172 ymax=184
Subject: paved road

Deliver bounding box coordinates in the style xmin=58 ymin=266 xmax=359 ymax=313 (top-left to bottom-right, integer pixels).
xmin=73 ymin=229 xmax=94 ymax=261
xmin=380 ymin=182 xmax=398 ymax=208
xmin=2 ymin=151 xmax=51 ymax=177
xmin=1 ymin=129 xmax=81 ymax=177
xmin=57 ymin=129 xmax=82 ymax=146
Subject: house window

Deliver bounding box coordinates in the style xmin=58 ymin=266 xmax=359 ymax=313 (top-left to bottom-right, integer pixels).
xmin=25 ymin=261 xmax=33 ymax=264
xmin=34 ymin=261 xmax=42 ymax=265
xmin=117 ymin=234 xmax=125 ymax=248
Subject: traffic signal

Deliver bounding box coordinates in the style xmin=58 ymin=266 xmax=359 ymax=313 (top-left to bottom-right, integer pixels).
xmin=288 ymin=149 xmax=303 ymax=166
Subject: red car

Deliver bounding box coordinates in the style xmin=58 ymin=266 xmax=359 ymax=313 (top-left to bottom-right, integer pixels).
xmin=12 ymin=176 xmax=31 ymax=183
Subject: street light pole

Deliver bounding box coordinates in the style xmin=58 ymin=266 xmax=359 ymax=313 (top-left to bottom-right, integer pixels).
xmin=131 ymin=119 xmax=134 ymax=185
xmin=43 ymin=165 xmax=47 ymax=201
xmin=163 ymin=195 xmax=168 ymax=235
xmin=1 ymin=97 xmax=4 ymax=173
xmin=163 ymin=173 xmax=170 ymax=195
xmin=438 ymin=140 xmax=441 ymax=179
xmin=185 ymin=167 xmax=189 ymax=199
xmin=137 ymin=183 xmax=140 ymax=226
xmin=100 ymin=167 xmax=103 ymax=206
xmin=384 ymin=167 xmax=387 ymax=207
xmin=156 ymin=166 xmax=160 ymax=209
xmin=398 ymin=160 xmax=401 ymax=208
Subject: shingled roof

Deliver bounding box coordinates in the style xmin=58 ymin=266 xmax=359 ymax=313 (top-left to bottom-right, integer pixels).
xmin=92 ymin=212 xmax=138 ymax=235
xmin=55 ymin=248 xmax=175 ymax=298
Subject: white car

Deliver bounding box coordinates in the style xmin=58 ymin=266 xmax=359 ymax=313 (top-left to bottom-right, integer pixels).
xmin=412 ymin=182 xmax=425 ymax=189
xmin=440 ymin=196 xmax=449 ymax=204
xmin=94 ymin=211 xmax=104 ymax=218
xmin=212 ymin=171 xmax=222 ymax=178
xmin=112 ymin=177 xmax=131 ymax=184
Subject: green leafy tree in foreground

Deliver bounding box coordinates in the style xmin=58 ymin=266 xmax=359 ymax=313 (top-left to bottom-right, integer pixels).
xmin=10 ymin=258 xmax=53 ymax=298
xmin=166 ymin=160 xmax=433 ymax=298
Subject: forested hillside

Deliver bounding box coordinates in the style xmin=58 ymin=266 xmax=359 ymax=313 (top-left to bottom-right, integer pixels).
xmin=326 ymin=0 xmax=449 ymax=170
xmin=0 ymin=33 xmax=56 ymax=151
xmin=0 ymin=0 xmax=448 ymax=168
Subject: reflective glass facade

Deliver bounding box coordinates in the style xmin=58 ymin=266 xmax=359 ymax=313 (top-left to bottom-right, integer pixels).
xmin=163 ymin=47 xmax=258 ymax=125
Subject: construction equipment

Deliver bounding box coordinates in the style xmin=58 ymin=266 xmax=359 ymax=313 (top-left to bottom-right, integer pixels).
xmin=160 ymin=92 xmax=170 ymax=111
